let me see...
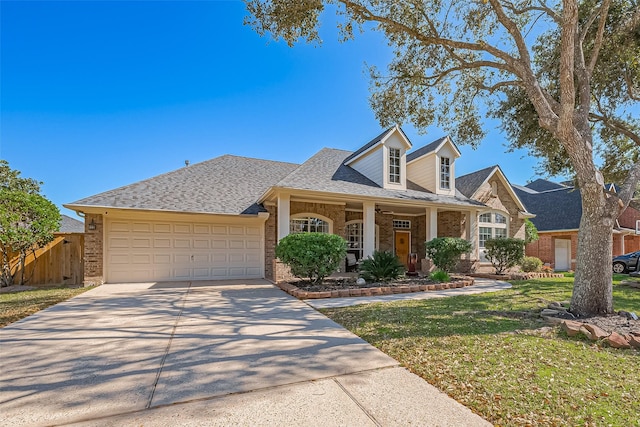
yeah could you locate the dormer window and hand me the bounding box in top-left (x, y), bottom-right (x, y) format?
top-left (440, 157), bottom-right (450, 189)
top-left (389, 148), bottom-right (401, 183)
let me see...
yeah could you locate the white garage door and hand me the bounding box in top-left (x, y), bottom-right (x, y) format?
top-left (106, 218), bottom-right (263, 283)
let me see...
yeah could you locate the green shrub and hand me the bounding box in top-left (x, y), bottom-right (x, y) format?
top-left (485, 238), bottom-right (525, 274)
top-left (275, 233), bottom-right (347, 285)
top-left (524, 219), bottom-right (539, 244)
top-left (425, 237), bottom-right (472, 273)
top-left (359, 251), bottom-right (405, 282)
top-left (429, 269), bottom-right (450, 283)
top-left (520, 256), bottom-right (543, 272)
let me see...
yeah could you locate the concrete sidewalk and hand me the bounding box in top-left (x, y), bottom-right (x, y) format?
top-left (0, 280), bottom-right (490, 426)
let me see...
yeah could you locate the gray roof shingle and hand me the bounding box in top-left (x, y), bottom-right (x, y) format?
top-left (525, 179), bottom-right (567, 192)
top-left (455, 166), bottom-right (497, 198)
top-left (59, 215), bottom-right (84, 233)
top-left (68, 155), bottom-right (299, 215)
top-left (406, 137), bottom-right (447, 162)
top-left (275, 148), bottom-right (484, 207)
top-left (514, 186), bottom-right (583, 231)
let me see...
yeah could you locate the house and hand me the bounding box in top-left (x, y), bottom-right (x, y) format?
top-left (65, 126), bottom-right (532, 285)
top-left (513, 179), bottom-right (640, 271)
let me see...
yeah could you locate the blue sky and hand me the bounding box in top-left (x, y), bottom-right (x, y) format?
top-left (2, 1), bottom-right (546, 218)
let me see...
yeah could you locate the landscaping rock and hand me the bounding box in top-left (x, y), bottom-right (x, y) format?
top-left (582, 323), bottom-right (610, 340)
top-left (561, 320), bottom-right (583, 336)
top-left (627, 334), bottom-right (640, 349)
top-left (548, 301), bottom-right (563, 309)
top-left (607, 332), bottom-right (631, 349)
top-left (618, 311), bottom-right (639, 321)
top-left (540, 309), bottom-right (564, 317)
top-left (356, 278), bottom-right (366, 286)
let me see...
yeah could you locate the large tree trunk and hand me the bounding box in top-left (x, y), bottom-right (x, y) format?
top-left (570, 186), bottom-right (615, 316)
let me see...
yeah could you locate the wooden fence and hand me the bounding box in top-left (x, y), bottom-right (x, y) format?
top-left (9, 234), bottom-right (84, 286)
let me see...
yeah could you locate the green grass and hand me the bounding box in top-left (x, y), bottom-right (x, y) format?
top-left (322, 275), bottom-right (640, 427)
top-left (0, 286), bottom-right (93, 327)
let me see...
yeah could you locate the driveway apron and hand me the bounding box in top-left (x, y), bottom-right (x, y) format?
top-left (0, 280), bottom-right (397, 426)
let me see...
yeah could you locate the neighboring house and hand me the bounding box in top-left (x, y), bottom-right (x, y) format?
top-left (65, 126), bottom-right (533, 285)
top-left (513, 179), bottom-right (640, 271)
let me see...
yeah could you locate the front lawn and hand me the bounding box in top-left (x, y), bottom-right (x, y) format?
top-left (0, 286), bottom-right (93, 327)
top-left (322, 275), bottom-right (639, 426)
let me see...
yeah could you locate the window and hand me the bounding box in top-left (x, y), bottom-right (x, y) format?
top-left (440, 157), bottom-right (450, 189)
top-left (392, 219), bottom-right (411, 229)
top-left (389, 148), bottom-right (400, 183)
top-left (478, 211), bottom-right (509, 261)
top-left (289, 216), bottom-right (329, 234)
top-left (345, 220), bottom-right (379, 259)
top-left (479, 227), bottom-right (492, 248)
top-left (479, 213), bottom-right (492, 223)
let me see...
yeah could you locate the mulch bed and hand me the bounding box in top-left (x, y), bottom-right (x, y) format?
top-left (277, 275), bottom-right (475, 299)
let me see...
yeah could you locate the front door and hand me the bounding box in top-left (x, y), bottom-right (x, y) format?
top-left (554, 239), bottom-right (571, 271)
top-left (394, 231), bottom-right (411, 267)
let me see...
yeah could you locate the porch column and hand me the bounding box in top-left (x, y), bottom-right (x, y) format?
top-left (363, 201), bottom-right (376, 259)
top-left (277, 193), bottom-right (290, 242)
top-left (425, 207), bottom-right (438, 241)
top-left (467, 210), bottom-right (478, 259)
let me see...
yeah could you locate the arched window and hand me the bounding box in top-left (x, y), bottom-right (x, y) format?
top-left (289, 214), bottom-right (332, 234)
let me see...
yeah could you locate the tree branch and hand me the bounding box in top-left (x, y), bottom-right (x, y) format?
top-left (589, 112), bottom-right (640, 147)
top-left (502, 0), bottom-right (561, 24)
top-left (586, 0), bottom-right (612, 75)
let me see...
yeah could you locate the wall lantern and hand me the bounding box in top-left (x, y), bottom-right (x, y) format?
top-left (88, 219), bottom-right (96, 231)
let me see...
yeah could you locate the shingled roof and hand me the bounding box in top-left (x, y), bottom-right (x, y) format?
top-left (273, 148), bottom-right (484, 207)
top-left (59, 215), bottom-right (84, 233)
top-left (455, 166), bottom-right (498, 198)
top-left (525, 178), bottom-right (567, 192)
top-left (67, 155), bottom-right (299, 215)
top-left (406, 137), bottom-right (447, 162)
top-left (513, 185), bottom-right (583, 231)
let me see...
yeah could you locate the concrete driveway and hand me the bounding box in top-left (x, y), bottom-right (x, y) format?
top-left (0, 280), bottom-right (490, 426)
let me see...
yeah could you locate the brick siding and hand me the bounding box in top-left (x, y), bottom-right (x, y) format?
top-left (83, 213), bottom-right (104, 286)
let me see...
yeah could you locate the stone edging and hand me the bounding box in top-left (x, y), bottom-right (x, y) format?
top-left (470, 272), bottom-right (564, 280)
top-left (275, 277), bottom-right (475, 300)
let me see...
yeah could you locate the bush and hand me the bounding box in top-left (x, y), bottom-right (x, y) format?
top-left (275, 233), bottom-right (347, 285)
top-left (429, 269), bottom-right (450, 282)
top-left (425, 237), bottom-right (472, 273)
top-left (359, 251), bottom-right (405, 282)
top-left (521, 256), bottom-right (543, 272)
top-left (485, 238), bottom-right (525, 274)
top-left (524, 219), bottom-right (539, 244)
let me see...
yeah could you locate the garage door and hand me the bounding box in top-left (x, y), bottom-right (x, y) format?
top-left (106, 218), bottom-right (263, 283)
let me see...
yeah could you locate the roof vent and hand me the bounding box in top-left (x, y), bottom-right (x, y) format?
top-left (185, 160), bottom-right (190, 167)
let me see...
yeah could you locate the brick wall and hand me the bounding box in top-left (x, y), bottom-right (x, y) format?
top-left (83, 213), bottom-right (104, 286)
top-left (525, 232), bottom-right (578, 270)
top-left (437, 211), bottom-right (464, 238)
top-left (618, 205), bottom-right (640, 230)
top-left (264, 204), bottom-right (277, 281)
top-left (625, 235), bottom-right (640, 252)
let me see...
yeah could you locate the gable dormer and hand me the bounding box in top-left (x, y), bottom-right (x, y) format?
top-left (344, 125), bottom-right (412, 190)
top-left (406, 136), bottom-right (461, 195)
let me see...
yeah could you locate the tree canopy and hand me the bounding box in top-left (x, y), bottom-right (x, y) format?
top-left (246, 0), bottom-right (640, 315)
top-left (0, 161), bottom-right (60, 286)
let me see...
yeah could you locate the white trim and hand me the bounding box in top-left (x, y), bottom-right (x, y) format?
top-left (344, 125), bottom-right (412, 166)
top-left (406, 136), bottom-right (462, 165)
top-left (467, 166), bottom-right (530, 213)
top-left (637, 219), bottom-right (640, 235)
top-left (345, 219), bottom-right (380, 258)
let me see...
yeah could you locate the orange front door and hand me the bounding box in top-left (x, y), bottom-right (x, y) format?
top-left (395, 231), bottom-right (411, 267)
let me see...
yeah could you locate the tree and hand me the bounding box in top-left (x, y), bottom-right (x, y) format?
top-left (0, 162), bottom-right (60, 287)
top-left (246, 0), bottom-right (640, 315)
